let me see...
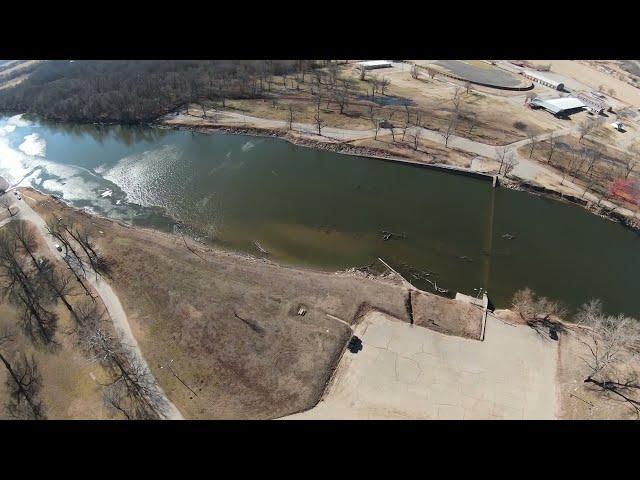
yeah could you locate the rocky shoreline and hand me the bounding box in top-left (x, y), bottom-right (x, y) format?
top-left (157, 122), bottom-right (415, 162)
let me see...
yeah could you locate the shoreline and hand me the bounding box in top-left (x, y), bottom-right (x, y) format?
top-left (10, 183), bottom-right (409, 290)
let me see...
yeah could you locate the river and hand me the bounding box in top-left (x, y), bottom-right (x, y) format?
top-left (0, 114), bottom-right (637, 316)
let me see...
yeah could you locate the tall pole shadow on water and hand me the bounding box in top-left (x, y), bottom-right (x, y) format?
top-left (482, 183), bottom-right (496, 296)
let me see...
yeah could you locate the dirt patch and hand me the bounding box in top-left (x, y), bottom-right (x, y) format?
top-left (411, 291), bottom-right (483, 340)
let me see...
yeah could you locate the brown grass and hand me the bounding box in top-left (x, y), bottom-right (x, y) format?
top-left (411, 291), bottom-right (483, 340)
top-left (196, 63), bottom-right (555, 147)
top-left (518, 133), bottom-right (639, 207)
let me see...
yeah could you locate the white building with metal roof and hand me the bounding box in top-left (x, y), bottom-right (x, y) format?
top-left (529, 97), bottom-right (586, 116)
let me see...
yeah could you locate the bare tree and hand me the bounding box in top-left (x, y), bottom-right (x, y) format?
top-left (464, 81), bottom-right (472, 95)
top-left (412, 129), bottom-right (421, 151)
top-left (77, 310), bottom-right (166, 419)
top-left (8, 220), bottom-right (39, 271)
top-left (0, 232), bottom-right (58, 345)
top-left (214, 76), bottom-right (227, 108)
top-left (546, 133), bottom-right (557, 165)
top-left (623, 156), bottom-right (637, 179)
top-left (451, 86), bottom-right (463, 112)
top-left (357, 64), bottom-right (367, 81)
top-left (512, 288), bottom-right (567, 339)
top-left (466, 112), bottom-right (479, 136)
top-left (443, 111), bottom-right (458, 147)
top-left (379, 77), bottom-right (390, 95)
top-left (333, 86), bottom-right (348, 115)
top-left (410, 64), bottom-right (419, 80)
top-left (287, 104), bottom-right (295, 131)
top-left (0, 195), bottom-right (14, 218)
top-left (495, 146), bottom-right (509, 174)
top-left (585, 149), bottom-right (601, 179)
top-left (503, 155), bottom-right (518, 178)
top-left (561, 150), bottom-right (578, 185)
top-left (0, 348), bottom-right (46, 420)
top-left (386, 111), bottom-right (396, 143)
top-left (527, 131), bottom-right (538, 158)
top-left (370, 115), bottom-right (380, 141)
top-left (370, 77), bottom-right (380, 100)
top-left (574, 299), bottom-right (640, 416)
top-left (313, 101), bottom-right (324, 136)
top-left (45, 217), bottom-right (85, 275)
top-left (578, 119), bottom-right (595, 143)
top-left (582, 175), bottom-right (597, 199)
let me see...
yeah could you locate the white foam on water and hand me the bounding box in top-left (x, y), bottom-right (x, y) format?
top-left (0, 127), bottom-right (112, 212)
top-left (102, 144), bottom-right (183, 210)
top-left (7, 114), bottom-right (33, 128)
top-left (241, 141), bottom-right (255, 152)
top-left (0, 124), bottom-right (16, 136)
top-left (18, 133), bottom-right (46, 157)
top-left (93, 164), bottom-right (107, 174)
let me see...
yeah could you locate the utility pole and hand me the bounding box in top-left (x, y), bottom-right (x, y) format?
top-left (160, 359), bottom-right (199, 398)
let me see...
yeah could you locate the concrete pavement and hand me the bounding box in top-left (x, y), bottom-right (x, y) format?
top-left (286, 311), bottom-right (558, 420)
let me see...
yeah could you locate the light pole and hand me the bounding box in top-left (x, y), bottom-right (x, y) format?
top-left (160, 359), bottom-right (199, 398)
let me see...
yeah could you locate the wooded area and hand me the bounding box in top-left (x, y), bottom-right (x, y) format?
top-left (0, 60), bottom-right (304, 123)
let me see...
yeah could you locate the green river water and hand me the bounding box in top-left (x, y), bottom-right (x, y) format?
top-left (0, 115), bottom-right (637, 316)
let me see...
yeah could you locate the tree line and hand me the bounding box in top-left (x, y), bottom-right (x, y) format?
top-left (0, 60), bottom-right (310, 124)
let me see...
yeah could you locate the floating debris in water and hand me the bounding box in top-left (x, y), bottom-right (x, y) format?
top-left (502, 233), bottom-right (516, 240)
top-left (380, 230), bottom-right (407, 241)
top-left (254, 241), bottom-right (269, 255)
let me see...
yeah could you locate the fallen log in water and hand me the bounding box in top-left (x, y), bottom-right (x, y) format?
top-left (380, 230), bottom-right (407, 241)
top-left (254, 241), bottom-right (269, 255)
